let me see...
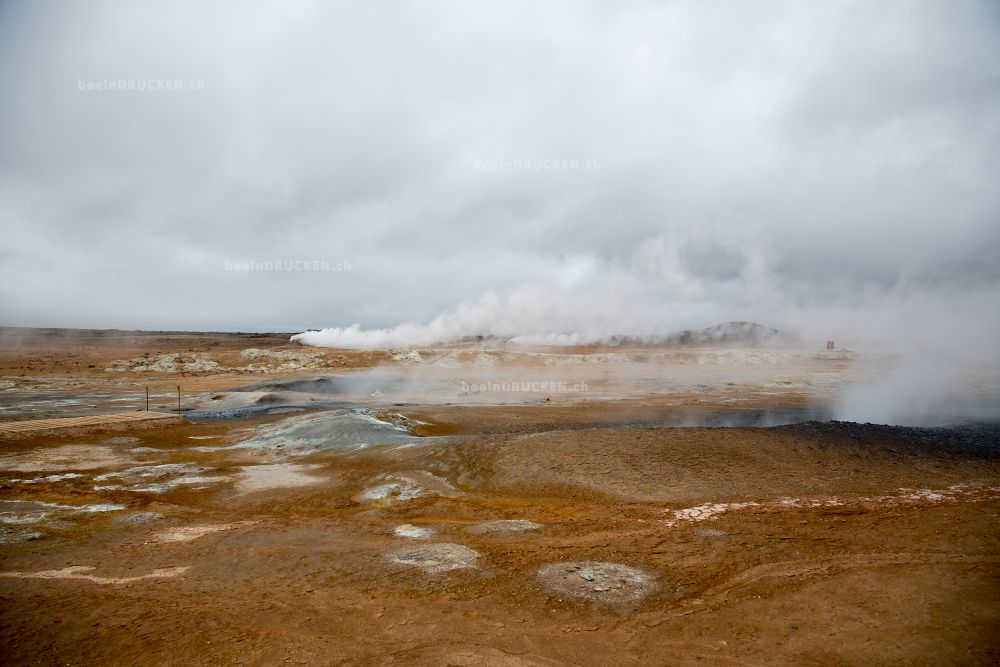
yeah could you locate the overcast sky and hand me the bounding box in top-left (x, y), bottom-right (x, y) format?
top-left (1, 0), bottom-right (998, 345)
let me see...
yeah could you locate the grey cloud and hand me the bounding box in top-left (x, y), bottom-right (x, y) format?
top-left (0, 0), bottom-right (997, 343)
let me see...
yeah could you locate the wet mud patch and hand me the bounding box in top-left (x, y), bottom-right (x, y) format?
top-left (466, 519), bottom-right (543, 534)
top-left (193, 409), bottom-right (427, 459)
top-left (357, 471), bottom-right (458, 505)
top-left (120, 511), bottom-right (165, 525)
top-left (233, 463), bottom-right (326, 495)
top-left (537, 561), bottom-right (658, 608)
top-left (394, 524), bottom-right (435, 539)
top-left (694, 527), bottom-right (728, 538)
top-left (7, 472), bottom-right (85, 485)
top-left (358, 479), bottom-right (424, 504)
top-left (386, 542), bottom-right (479, 572)
top-left (0, 499), bottom-right (126, 526)
top-left (101, 436), bottom-right (143, 447)
top-left (0, 526), bottom-right (44, 543)
top-left (92, 463), bottom-right (228, 493)
top-left (0, 445), bottom-right (132, 473)
top-left (153, 521), bottom-right (255, 543)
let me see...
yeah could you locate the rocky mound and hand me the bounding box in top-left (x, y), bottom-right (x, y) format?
top-left (537, 561), bottom-right (658, 607)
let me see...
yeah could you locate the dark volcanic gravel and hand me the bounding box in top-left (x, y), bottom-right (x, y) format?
top-left (780, 421), bottom-right (1000, 458)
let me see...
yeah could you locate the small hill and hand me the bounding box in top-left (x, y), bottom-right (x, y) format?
top-left (596, 322), bottom-right (796, 348)
top-left (663, 321), bottom-right (795, 346)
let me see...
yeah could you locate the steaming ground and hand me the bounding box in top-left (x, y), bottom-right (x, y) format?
top-left (1, 330), bottom-right (999, 665)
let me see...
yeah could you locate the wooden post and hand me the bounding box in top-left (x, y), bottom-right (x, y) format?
top-left (146, 386), bottom-right (149, 411)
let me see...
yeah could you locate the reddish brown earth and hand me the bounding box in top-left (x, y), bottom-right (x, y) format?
top-left (0, 331), bottom-right (997, 665)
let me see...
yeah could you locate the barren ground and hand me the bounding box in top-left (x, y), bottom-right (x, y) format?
top-left (0, 330), bottom-right (997, 666)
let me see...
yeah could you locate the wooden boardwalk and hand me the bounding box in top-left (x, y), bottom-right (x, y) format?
top-left (0, 411), bottom-right (182, 435)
